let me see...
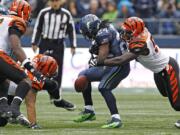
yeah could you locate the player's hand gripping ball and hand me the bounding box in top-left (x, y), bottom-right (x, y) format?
top-left (74, 76), bottom-right (88, 92)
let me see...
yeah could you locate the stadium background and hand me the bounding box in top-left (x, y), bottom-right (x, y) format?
top-left (0, 1), bottom-right (180, 134)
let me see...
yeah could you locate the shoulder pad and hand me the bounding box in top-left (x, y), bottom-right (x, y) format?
top-left (96, 28), bottom-right (111, 45)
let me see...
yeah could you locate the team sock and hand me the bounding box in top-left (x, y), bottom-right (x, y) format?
top-left (111, 114), bottom-right (121, 120)
top-left (84, 105), bottom-right (94, 112)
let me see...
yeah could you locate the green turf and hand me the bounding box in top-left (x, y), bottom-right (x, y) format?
top-left (0, 88), bottom-right (180, 135)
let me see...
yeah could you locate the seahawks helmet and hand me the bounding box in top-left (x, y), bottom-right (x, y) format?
top-left (79, 14), bottom-right (101, 40)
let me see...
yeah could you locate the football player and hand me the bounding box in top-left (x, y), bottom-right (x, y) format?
top-left (95, 17), bottom-right (180, 128)
top-left (73, 14), bottom-right (130, 128)
top-left (0, 0), bottom-right (44, 126)
top-left (0, 54), bottom-right (59, 128)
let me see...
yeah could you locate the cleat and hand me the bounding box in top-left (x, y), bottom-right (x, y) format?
top-left (54, 99), bottom-right (76, 111)
top-left (0, 117), bottom-right (8, 127)
top-left (73, 109), bottom-right (96, 123)
top-left (101, 117), bottom-right (122, 129)
top-left (9, 105), bottom-right (30, 127)
top-left (29, 123), bottom-right (42, 129)
top-left (0, 99), bottom-right (11, 119)
top-left (175, 120), bottom-right (180, 128)
top-left (16, 114), bottom-right (30, 127)
top-left (8, 114), bottom-right (30, 127)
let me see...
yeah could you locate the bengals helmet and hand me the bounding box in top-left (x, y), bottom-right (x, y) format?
top-left (9, 0), bottom-right (31, 23)
top-left (32, 54), bottom-right (58, 77)
top-left (121, 17), bottom-right (145, 41)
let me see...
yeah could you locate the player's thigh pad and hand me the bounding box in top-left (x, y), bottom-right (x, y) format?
top-left (78, 67), bottom-right (106, 82)
top-left (99, 64), bottom-right (130, 91)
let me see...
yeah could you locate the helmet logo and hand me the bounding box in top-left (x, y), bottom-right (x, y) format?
top-left (86, 22), bottom-right (90, 30)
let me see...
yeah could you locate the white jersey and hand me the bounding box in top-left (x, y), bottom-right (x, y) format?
top-left (129, 28), bottom-right (169, 73)
top-left (0, 15), bottom-right (26, 56)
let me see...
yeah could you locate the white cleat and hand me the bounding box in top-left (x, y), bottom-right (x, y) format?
top-left (175, 120), bottom-right (180, 128)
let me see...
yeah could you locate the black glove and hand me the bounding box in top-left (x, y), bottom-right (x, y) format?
top-left (22, 58), bottom-right (44, 81)
top-left (33, 70), bottom-right (44, 82)
top-left (89, 44), bottom-right (99, 55)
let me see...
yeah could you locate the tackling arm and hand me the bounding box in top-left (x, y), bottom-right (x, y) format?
top-left (9, 34), bottom-right (27, 62)
top-left (25, 90), bottom-right (37, 125)
top-left (99, 52), bottom-right (138, 66)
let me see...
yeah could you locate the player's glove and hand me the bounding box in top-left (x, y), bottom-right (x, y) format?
top-left (88, 54), bottom-right (105, 67)
top-left (22, 58), bottom-right (44, 81)
top-left (89, 44), bottom-right (99, 55)
top-left (88, 54), bottom-right (97, 68)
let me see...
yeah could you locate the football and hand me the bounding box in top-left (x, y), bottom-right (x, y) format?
top-left (74, 76), bottom-right (88, 92)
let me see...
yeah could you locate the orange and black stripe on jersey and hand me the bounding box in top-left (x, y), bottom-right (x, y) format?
top-left (0, 51), bottom-right (24, 72)
top-left (166, 64), bottom-right (179, 103)
top-left (8, 16), bottom-right (27, 35)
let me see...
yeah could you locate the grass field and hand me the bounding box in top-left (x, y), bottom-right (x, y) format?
top-left (0, 88), bottom-right (180, 135)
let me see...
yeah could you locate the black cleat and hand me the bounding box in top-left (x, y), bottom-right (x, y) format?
top-left (0, 117), bottom-right (8, 127)
top-left (0, 99), bottom-right (11, 119)
top-left (53, 99), bottom-right (76, 111)
top-left (8, 106), bottom-right (30, 127)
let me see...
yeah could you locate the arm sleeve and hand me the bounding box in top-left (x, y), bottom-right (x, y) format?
top-left (8, 27), bottom-right (23, 38)
top-left (66, 12), bottom-right (77, 48)
top-left (31, 10), bottom-right (44, 45)
top-left (129, 41), bottom-right (148, 55)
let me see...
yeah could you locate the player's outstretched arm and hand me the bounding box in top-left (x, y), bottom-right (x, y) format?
top-left (9, 34), bottom-right (27, 62)
top-left (100, 52), bottom-right (138, 66)
top-left (25, 90), bottom-right (37, 125)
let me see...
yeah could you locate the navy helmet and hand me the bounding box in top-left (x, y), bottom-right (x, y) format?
top-left (79, 14), bottom-right (101, 40)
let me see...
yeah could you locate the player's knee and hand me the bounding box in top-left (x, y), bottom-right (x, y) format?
top-left (172, 103), bottom-right (180, 111)
top-left (98, 86), bottom-right (109, 94)
top-left (98, 84), bottom-right (115, 93)
top-left (157, 88), bottom-right (168, 97)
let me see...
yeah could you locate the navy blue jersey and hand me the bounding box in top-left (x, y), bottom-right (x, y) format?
top-left (90, 24), bottom-right (127, 57)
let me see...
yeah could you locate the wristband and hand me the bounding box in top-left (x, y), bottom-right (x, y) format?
top-left (22, 58), bottom-right (30, 67)
top-left (22, 58), bottom-right (35, 72)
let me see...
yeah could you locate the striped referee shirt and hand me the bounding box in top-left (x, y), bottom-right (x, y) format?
top-left (32, 7), bottom-right (77, 48)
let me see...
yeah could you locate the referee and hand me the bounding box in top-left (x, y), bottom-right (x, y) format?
top-left (31, 0), bottom-right (76, 110)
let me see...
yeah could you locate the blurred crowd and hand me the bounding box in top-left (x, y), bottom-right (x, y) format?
top-left (1, 0), bottom-right (180, 35)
